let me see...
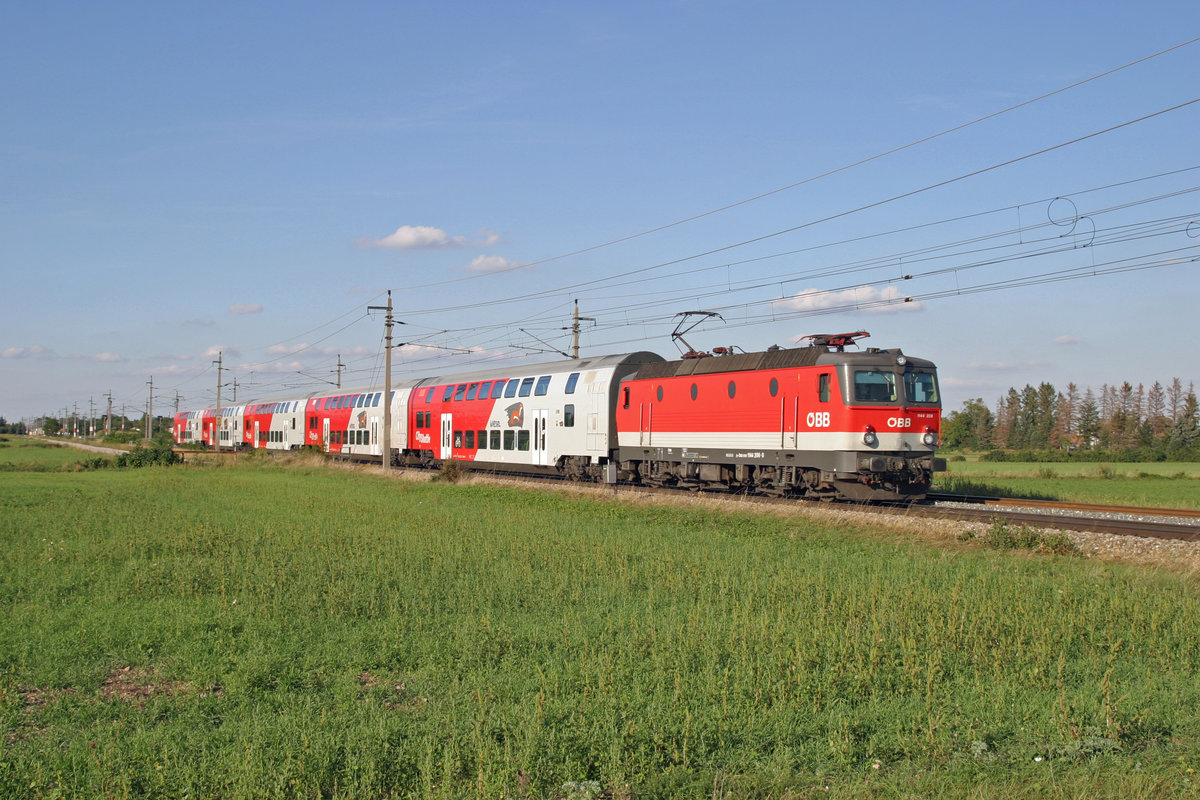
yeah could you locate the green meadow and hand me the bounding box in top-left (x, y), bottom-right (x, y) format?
top-left (936, 459), bottom-right (1200, 508)
top-left (3, 451), bottom-right (1200, 798)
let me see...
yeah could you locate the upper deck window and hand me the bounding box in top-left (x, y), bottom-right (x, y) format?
top-left (453, 384), bottom-right (467, 401)
top-left (466, 383), bottom-right (479, 401)
top-left (853, 370), bottom-right (897, 403)
top-left (904, 371), bottom-right (941, 404)
top-left (534, 376), bottom-right (551, 396)
top-left (504, 379), bottom-right (520, 398)
top-left (518, 377), bottom-right (535, 397)
top-left (565, 373), bottom-right (580, 394)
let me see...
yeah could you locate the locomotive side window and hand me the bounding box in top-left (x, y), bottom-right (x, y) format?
top-left (564, 404), bottom-right (575, 427)
top-left (854, 370), bottom-right (897, 402)
top-left (769, 378), bottom-right (779, 397)
top-left (691, 383), bottom-right (698, 400)
top-left (656, 386), bottom-right (663, 402)
top-left (904, 371), bottom-right (940, 404)
top-left (819, 374), bottom-right (831, 403)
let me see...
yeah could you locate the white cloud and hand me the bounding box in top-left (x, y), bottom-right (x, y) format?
top-left (93, 352), bottom-right (124, 362)
top-left (467, 254), bottom-right (521, 273)
top-left (360, 225), bottom-right (500, 250)
top-left (774, 285), bottom-right (922, 314)
top-left (229, 302), bottom-right (264, 315)
top-left (1, 345), bottom-right (53, 359)
top-left (203, 345), bottom-right (240, 358)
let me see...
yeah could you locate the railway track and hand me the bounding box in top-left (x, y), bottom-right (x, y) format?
top-left (917, 493), bottom-right (1200, 542)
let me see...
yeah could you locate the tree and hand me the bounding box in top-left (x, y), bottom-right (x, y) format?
top-left (1076, 389), bottom-right (1101, 448)
top-left (942, 398), bottom-right (995, 449)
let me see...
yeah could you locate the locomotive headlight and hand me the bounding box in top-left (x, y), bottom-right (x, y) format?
top-left (896, 356), bottom-right (907, 366)
top-left (923, 427), bottom-right (937, 447)
top-left (863, 426), bottom-right (878, 447)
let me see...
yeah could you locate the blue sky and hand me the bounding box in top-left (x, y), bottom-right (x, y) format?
top-left (2, 1), bottom-right (1198, 423)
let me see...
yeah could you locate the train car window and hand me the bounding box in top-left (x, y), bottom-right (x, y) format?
top-left (442, 386), bottom-right (454, 402)
top-left (728, 381), bottom-right (737, 399)
top-left (518, 377), bottom-right (535, 397)
top-left (490, 430), bottom-right (501, 449)
top-left (424, 388), bottom-right (433, 403)
top-left (854, 370), bottom-right (897, 402)
top-left (453, 430), bottom-right (463, 448)
top-left (623, 387), bottom-right (630, 409)
top-left (769, 378), bottom-right (779, 397)
top-left (356, 395), bottom-right (365, 408)
top-left (565, 373), bottom-right (579, 394)
top-left (656, 386), bottom-right (663, 402)
top-left (564, 404), bottom-right (575, 427)
top-left (691, 383), bottom-right (698, 400)
top-left (819, 374), bottom-right (831, 403)
top-left (464, 431), bottom-right (475, 448)
top-left (904, 371), bottom-right (940, 404)
top-left (491, 380), bottom-right (507, 399)
top-left (502, 379), bottom-right (517, 398)
top-left (477, 429), bottom-right (486, 446)
top-left (503, 430), bottom-right (515, 450)
top-left (454, 384), bottom-right (467, 401)
top-left (534, 376), bottom-right (551, 396)
top-left (517, 430), bottom-right (530, 451)
top-left (466, 383), bottom-right (479, 401)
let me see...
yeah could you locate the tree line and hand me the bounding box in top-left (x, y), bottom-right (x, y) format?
top-left (942, 378), bottom-right (1200, 460)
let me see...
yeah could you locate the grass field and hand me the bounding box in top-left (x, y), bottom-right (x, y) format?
top-left (0, 437), bottom-right (100, 471)
top-left (3, 455), bottom-right (1200, 799)
top-left (935, 460), bottom-right (1200, 508)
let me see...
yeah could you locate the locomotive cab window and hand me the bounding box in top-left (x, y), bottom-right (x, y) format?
top-left (853, 370), bottom-right (897, 403)
top-left (904, 370), bottom-right (941, 404)
top-left (819, 373), bottom-right (831, 403)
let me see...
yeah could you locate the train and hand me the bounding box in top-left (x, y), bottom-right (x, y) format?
top-left (173, 332), bottom-right (946, 501)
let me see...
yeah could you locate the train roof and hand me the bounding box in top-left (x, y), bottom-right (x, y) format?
top-left (419, 351), bottom-right (664, 387)
top-left (632, 345), bottom-right (935, 381)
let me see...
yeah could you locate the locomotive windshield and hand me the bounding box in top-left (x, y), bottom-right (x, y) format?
top-left (852, 370), bottom-right (898, 402)
top-left (904, 370), bottom-right (940, 404)
top-left (850, 368), bottom-right (940, 405)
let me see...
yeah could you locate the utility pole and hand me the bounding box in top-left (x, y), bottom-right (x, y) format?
top-left (336, 354), bottom-right (344, 389)
top-left (73, 402), bottom-right (78, 437)
top-left (144, 377), bottom-right (154, 442)
top-left (88, 397), bottom-right (95, 437)
top-left (368, 291), bottom-right (403, 473)
top-left (231, 378), bottom-right (239, 404)
top-left (104, 391), bottom-right (112, 436)
top-left (568, 299), bottom-right (596, 359)
top-left (213, 351), bottom-right (223, 452)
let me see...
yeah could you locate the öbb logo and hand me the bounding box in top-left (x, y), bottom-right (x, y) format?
top-left (887, 417), bottom-right (913, 428)
top-left (806, 412), bottom-right (831, 428)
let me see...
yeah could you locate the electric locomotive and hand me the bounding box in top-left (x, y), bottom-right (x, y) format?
top-left (613, 332), bottom-right (945, 500)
